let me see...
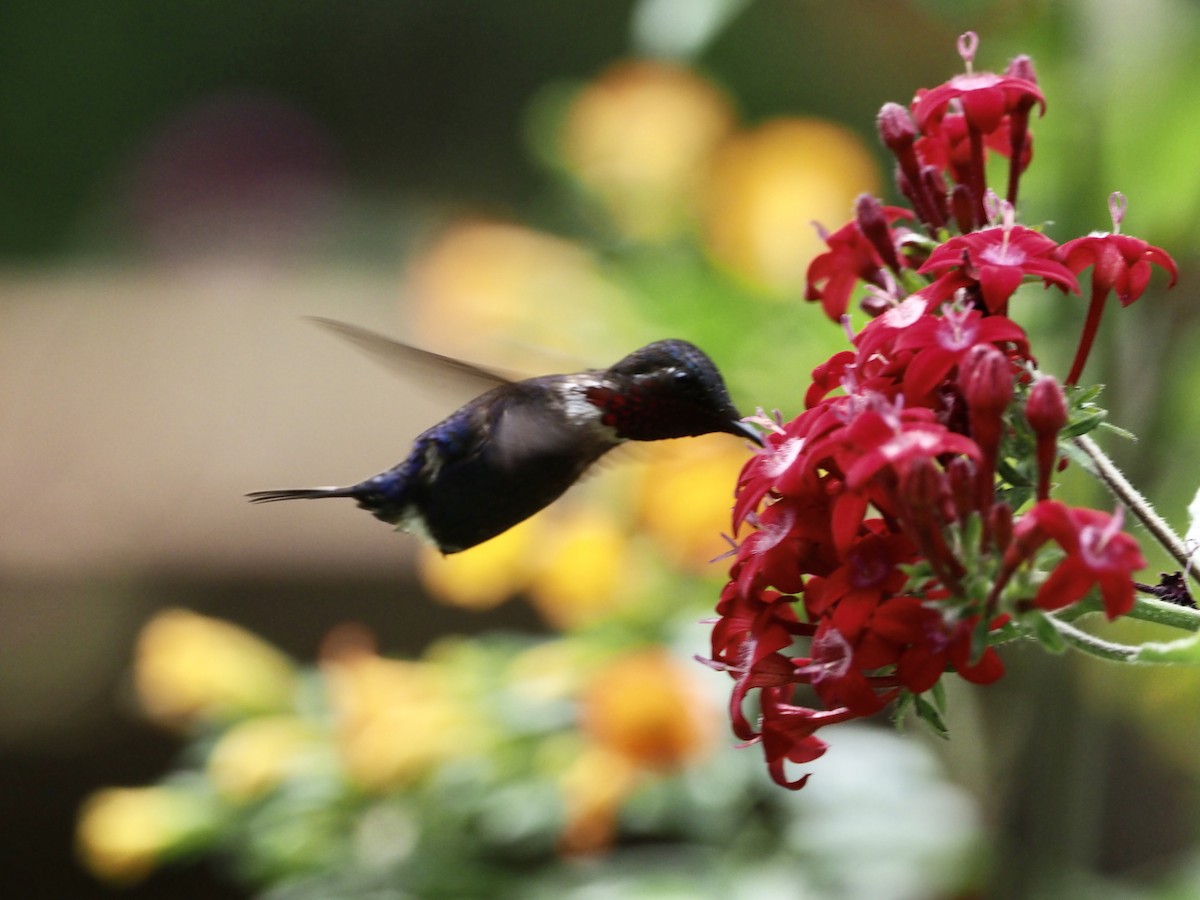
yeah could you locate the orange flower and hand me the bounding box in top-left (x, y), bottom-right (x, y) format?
top-left (580, 648), bottom-right (715, 771)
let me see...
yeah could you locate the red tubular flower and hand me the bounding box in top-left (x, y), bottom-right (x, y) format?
top-left (709, 34), bottom-right (1174, 794)
top-left (913, 65), bottom-right (1045, 138)
top-left (911, 32), bottom-right (1044, 227)
top-left (757, 689), bottom-right (855, 789)
top-left (1062, 232), bottom-right (1178, 306)
top-left (1059, 193), bottom-right (1179, 384)
top-left (914, 113), bottom-right (1032, 193)
top-left (878, 102), bottom-right (944, 230)
top-left (1001, 55), bottom-right (1040, 204)
top-left (1009, 501), bottom-right (1146, 619)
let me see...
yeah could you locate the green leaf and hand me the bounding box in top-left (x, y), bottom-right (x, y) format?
top-left (1061, 410), bottom-right (1107, 439)
top-left (1029, 611), bottom-right (1068, 654)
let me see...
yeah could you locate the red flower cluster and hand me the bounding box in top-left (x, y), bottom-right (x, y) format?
top-left (707, 34), bottom-right (1173, 789)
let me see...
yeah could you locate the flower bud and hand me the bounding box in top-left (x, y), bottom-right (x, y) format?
top-left (1026, 376), bottom-right (1068, 500)
top-left (960, 344), bottom-right (1014, 417)
top-left (946, 455), bottom-right (978, 521)
top-left (855, 193), bottom-right (902, 273)
top-left (877, 102), bottom-right (917, 154)
top-left (1026, 376), bottom-right (1068, 437)
top-left (1005, 54), bottom-right (1039, 87)
top-left (988, 501), bottom-right (1013, 554)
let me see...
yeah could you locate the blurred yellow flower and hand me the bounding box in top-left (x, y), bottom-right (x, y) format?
top-left (704, 117), bottom-right (881, 295)
top-left (206, 716), bottom-right (323, 803)
top-left (76, 786), bottom-right (210, 885)
top-left (404, 219), bottom-right (635, 367)
top-left (581, 648), bottom-right (716, 771)
top-left (134, 608), bottom-right (297, 728)
top-left (507, 638), bottom-right (589, 703)
top-left (416, 515), bottom-right (540, 610)
top-left (558, 744), bottom-right (638, 855)
top-left (635, 437), bottom-right (747, 570)
top-left (325, 649), bottom-right (484, 792)
top-left (418, 502), bottom-right (640, 630)
top-left (560, 59), bottom-right (736, 240)
top-left (526, 509), bottom-right (635, 631)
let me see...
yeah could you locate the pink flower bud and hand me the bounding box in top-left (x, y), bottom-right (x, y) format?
top-left (877, 102), bottom-right (917, 152)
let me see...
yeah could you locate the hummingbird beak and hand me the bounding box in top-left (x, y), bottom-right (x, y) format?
top-left (729, 418), bottom-right (765, 447)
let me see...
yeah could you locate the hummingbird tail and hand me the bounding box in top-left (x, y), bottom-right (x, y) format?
top-left (246, 486), bottom-right (360, 504)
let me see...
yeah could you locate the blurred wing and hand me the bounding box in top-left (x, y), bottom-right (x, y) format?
top-left (488, 398), bottom-right (575, 467)
top-left (306, 317), bottom-right (519, 391)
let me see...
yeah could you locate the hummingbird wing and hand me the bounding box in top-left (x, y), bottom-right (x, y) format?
top-left (306, 317), bottom-right (520, 391)
top-left (483, 380), bottom-right (613, 473)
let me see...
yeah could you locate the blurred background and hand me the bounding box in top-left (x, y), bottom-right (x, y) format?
top-left (5, 0), bottom-right (1200, 897)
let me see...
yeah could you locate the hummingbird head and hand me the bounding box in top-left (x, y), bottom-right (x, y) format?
top-left (588, 340), bottom-right (763, 445)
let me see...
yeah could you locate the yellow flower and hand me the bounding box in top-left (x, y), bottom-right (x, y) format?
top-left (403, 219), bottom-right (635, 367)
top-left (526, 509), bottom-right (635, 631)
top-left (206, 716), bottom-right (323, 803)
top-left (76, 786), bottom-right (211, 885)
top-left (559, 59), bottom-right (736, 239)
top-left (416, 515), bottom-right (540, 610)
top-left (134, 608), bottom-right (297, 728)
top-left (580, 648), bottom-right (715, 771)
top-left (507, 638), bottom-right (589, 703)
top-left (704, 117), bottom-right (881, 295)
top-left (558, 744), bottom-right (639, 855)
top-left (634, 438), bottom-right (749, 571)
top-left (324, 650), bottom-right (483, 792)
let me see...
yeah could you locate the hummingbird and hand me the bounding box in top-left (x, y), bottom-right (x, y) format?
top-left (247, 319), bottom-right (762, 553)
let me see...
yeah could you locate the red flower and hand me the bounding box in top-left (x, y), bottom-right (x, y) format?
top-left (881, 298), bottom-right (1030, 404)
top-left (707, 35), bottom-right (1174, 795)
top-left (757, 689), bottom-right (853, 789)
top-left (1010, 501), bottom-right (1146, 619)
top-left (920, 215), bottom-right (1078, 313)
top-left (915, 112), bottom-right (1032, 185)
top-left (1059, 193), bottom-right (1179, 384)
top-left (1060, 232), bottom-right (1178, 308)
top-left (804, 206), bottom-right (914, 322)
top-left (871, 597), bottom-right (1005, 693)
top-left (911, 32), bottom-right (1044, 136)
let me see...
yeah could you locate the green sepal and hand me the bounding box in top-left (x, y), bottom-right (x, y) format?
top-left (912, 690), bottom-right (951, 740)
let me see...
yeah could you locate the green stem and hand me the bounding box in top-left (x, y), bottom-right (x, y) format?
top-left (1072, 434), bottom-right (1195, 579)
top-left (1047, 615), bottom-right (1139, 662)
top-left (1125, 595), bottom-right (1200, 632)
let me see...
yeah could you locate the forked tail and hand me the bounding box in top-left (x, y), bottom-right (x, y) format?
top-left (246, 486), bottom-right (359, 504)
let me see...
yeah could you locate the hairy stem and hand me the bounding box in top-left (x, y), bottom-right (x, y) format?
top-left (1048, 615), bottom-right (1139, 662)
